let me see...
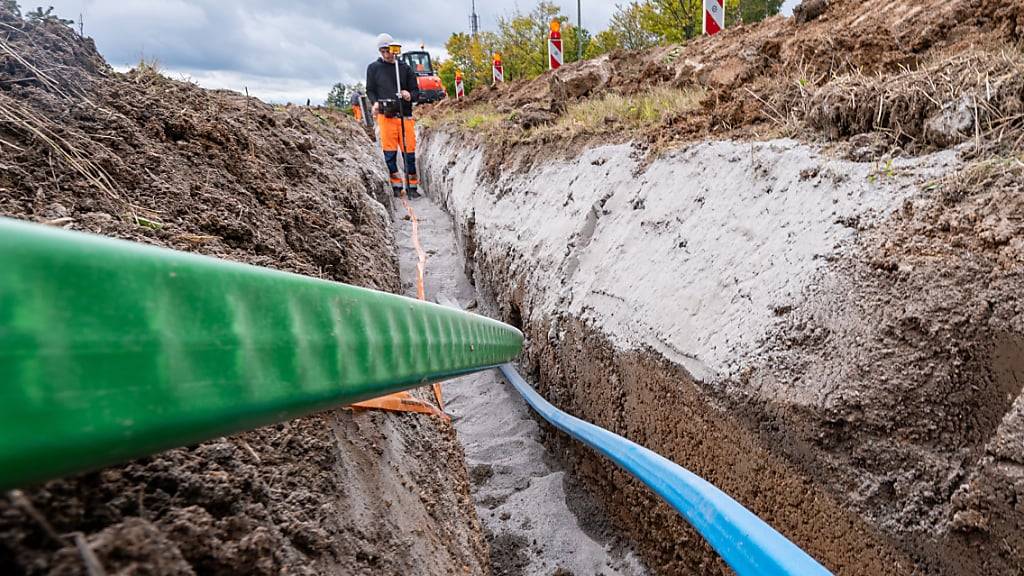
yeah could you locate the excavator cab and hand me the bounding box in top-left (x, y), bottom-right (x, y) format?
top-left (401, 50), bottom-right (446, 104)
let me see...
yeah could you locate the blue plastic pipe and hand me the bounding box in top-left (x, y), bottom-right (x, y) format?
top-left (497, 363), bottom-right (833, 576)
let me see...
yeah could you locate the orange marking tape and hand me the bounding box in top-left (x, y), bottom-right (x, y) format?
top-left (350, 191), bottom-right (446, 417)
top-left (349, 392), bottom-right (447, 419)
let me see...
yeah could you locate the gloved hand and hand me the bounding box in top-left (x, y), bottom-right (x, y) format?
top-left (371, 102), bottom-right (379, 115)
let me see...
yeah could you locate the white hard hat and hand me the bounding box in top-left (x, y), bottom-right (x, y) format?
top-left (376, 33), bottom-right (395, 50)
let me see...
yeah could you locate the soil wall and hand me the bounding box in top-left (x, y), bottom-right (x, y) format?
top-left (420, 128), bottom-right (1024, 575)
top-left (0, 12), bottom-right (487, 576)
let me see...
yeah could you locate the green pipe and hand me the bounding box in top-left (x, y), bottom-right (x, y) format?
top-left (0, 217), bottom-right (523, 490)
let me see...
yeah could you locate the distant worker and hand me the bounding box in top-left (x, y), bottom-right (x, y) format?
top-left (350, 89), bottom-right (363, 122)
top-left (366, 33), bottom-right (420, 198)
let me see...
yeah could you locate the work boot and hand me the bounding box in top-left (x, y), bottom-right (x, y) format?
top-left (389, 172), bottom-right (403, 197)
top-left (408, 187), bottom-right (421, 199)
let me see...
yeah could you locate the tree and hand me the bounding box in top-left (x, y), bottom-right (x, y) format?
top-left (325, 82), bottom-right (365, 111)
top-left (606, 2), bottom-right (658, 52)
top-left (492, 1), bottom-right (595, 81)
top-left (734, 0), bottom-right (784, 24)
top-left (586, 29), bottom-right (621, 57)
top-left (561, 22), bottom-right (591, 64)
top-left (635, 0), bottom-right (780, 43)
top-left (637, 0), bottom-right (703, 44)
top-left (436, 31), bottom-right (498, 97)
top-left (495, 2), bottom-right (559, 81)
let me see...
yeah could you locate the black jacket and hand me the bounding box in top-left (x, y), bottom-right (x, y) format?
top-left (366, 58), bottom-right (419, 118)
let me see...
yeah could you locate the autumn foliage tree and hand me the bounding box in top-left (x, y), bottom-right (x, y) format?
top-left (435, 31), bottom-right (499, 97)
top-left (433, 0), bottom-right (784, 96)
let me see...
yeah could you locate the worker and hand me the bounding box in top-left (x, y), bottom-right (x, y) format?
top-left (366, 33), bottom-right (420, 198)
top-left (349, 89), bottom-right (363, 122)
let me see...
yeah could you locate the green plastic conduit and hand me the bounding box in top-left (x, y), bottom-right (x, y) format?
top-left (0, 217), bottom-right (523, 491)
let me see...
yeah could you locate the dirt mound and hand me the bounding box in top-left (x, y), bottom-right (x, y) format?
top-left (427, 0), bottom-right (1024, 169)
top-left (0, 18), bottom-right (393, 288)
top-left (0, 10), bottom-right (486, 576)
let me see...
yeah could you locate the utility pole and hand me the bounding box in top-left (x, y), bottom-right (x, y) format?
top-left (577, 0), bottom-right (582, 61)
top-left (470, 0), bottom-right (480, 36)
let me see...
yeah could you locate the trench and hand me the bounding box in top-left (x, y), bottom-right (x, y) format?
top-left (413, 129), bottom-right (1024, 576)
top-left (413, 133), bottom-right (919, 575)
top-left (391, 194), bottom-right (647, 575)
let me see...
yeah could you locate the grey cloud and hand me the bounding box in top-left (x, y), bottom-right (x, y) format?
top-left (39, 1), bottom-right (789, 104)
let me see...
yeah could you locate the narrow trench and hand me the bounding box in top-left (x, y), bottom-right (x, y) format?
top-left (392, 195), bottom-right (647, 576)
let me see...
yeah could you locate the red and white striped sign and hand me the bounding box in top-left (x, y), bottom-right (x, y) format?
top-left (548, 20), bottom-right (562, 70)
top-left (455, 69), bottom-right (464, 100)
top-left (703, 0), bottom-right (725, 36)
top-left (492, 53), bottom-right (503, 84)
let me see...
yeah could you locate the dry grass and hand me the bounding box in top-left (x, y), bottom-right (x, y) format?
top-left (0, 35), bottom-right (95, 106)
top-left (133, 56), bottom-right (162, 75)
top-left (550, 86), bottom-right (704, 135)
top-left (425, 103), bottom-right (504, 133)
top-left (795, 45), bottom-right (1024, 153)
top-left (0, 93), bottom-right (120, 202)
top-left (940, 152), bottom-right (1024, 204)
top-left (428, 86), bottom-right (704, 141)
top-left (0, 29), bottom-right (138, 217)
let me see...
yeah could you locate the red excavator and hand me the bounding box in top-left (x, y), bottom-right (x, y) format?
top-left (401, 49), bottom-right (446, 104)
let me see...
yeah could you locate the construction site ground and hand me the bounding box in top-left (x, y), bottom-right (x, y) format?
top-left (419, 0), bottom-right (1024, 574)
top-left (0, 9), bottom-right (486, 575)
top-left (2, 0), bottom-right (1024, 575)
top-left (395, 193), bottom-right (647, 575)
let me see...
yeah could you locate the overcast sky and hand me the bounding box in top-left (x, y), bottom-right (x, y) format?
top-left (41, 0), bottom-right (801, 104)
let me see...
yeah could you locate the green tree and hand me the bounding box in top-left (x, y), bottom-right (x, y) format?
top-left (562, 22), bottom-right (591, 64)
top-left (637, 0), bottom-right (703, 43)
top-left (492, 1), bottom-right (594, 81)
top-left (611, 2), bottom-right (658, 50)
top-left (635, 0), bottom-right (778, 42)
top-left (734, 0), bottom-right (784, 24)
top-left (325, 82), bottom-right (365, 111)
top-left (436, 31), bottom-right (499, 97)
top-left (587, 1), bottom-right (658, 56)
top-left (495, 2), bottom-right (558, 81)
top-left (586, 29), bottom-right (620, 57)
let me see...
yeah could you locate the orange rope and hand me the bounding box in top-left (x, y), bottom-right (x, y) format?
top-left (400, 194), bottom-right (446, 411)
top-left (350, 190), bottom-right (446, 418)
top-left (401, 194), bottom-right (428, 301)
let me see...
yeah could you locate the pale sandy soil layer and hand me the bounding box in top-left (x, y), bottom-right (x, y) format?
top-left (420, 129), bottom-right (1023, 575)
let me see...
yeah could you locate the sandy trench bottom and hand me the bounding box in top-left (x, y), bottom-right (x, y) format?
top-left (392, 193), bottom-right (648, 576)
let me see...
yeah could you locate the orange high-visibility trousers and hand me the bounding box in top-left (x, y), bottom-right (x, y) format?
top-left (352, 104), bottom-right (363, 121)
top-left (377, 115), bottom-right (416, 153)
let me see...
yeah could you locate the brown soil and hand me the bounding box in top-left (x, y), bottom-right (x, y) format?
top-left (418, 1), bottom-right (1024, 574)
top-left (463, 230), bottom-right (914, 576)
top-left (0, 9), bottom-right (486, 576)
top-left (428, 138), bottom-right (1024, 574)
top-left (426, 0), bottom-right (1024, 179)
top-left (732, 158), bottom-right (1024, 574)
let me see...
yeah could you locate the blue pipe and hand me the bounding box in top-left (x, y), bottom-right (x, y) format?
top-left (497, 363), bottom-right (833, 576)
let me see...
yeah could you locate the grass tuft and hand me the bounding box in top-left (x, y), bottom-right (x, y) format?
top-left (556, 86), bottom-right (703, 134)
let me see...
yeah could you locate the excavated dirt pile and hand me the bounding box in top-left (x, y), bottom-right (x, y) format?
top-left (430, 0), bottom-right (1024, 175)
top-left (421, 0), bottom-right (1024, 575)
top-left (0, 9), bottom-right (486, 576)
